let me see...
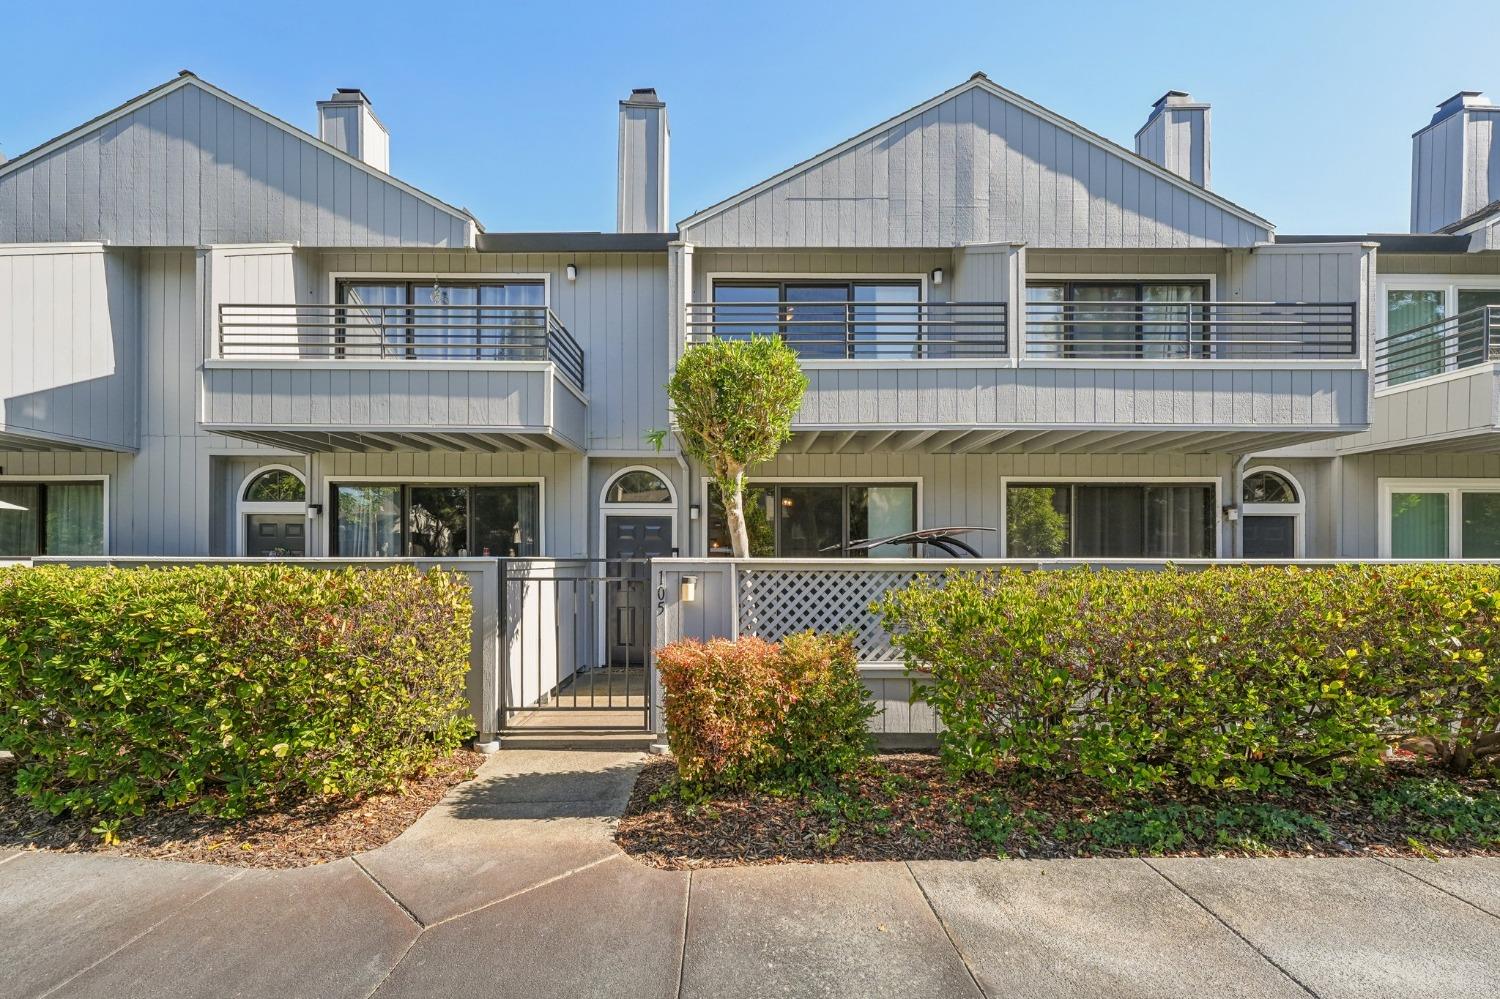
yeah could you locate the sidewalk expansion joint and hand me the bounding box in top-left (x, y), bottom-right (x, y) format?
top-left (352, 855), bottom-right (426, 929)
top-left (424, 852), bottom-right (621, 930)
top-left (1375, 857), bottom-right (1500, 923)
top-left (1141, 858), bottom-right (1321, 999)
top-left (673, 868), bottom-right (692, 999)
top-left (903, 861), bottom-right (989, 999)
top-left (36, 869), bottom-right (246, 999)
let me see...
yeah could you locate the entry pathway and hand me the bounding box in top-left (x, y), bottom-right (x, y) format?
top-left (2, 739), bottom-right (1499, 999)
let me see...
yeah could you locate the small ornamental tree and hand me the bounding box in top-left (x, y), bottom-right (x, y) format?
top-left (650, 337), bottom-right (806, 557)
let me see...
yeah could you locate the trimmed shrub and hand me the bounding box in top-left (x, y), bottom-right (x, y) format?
top-left (0, 563), bottom-right (473, 819)
top-left (878, 564), bottom-right (1499, 791)
top-left (656, 632), bottom-right (875, 788)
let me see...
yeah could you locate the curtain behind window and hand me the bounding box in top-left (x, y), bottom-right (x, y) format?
top-left (44, 483), bottom-right (104, 555)
top-left (0, 485), bottom-right (39, 557)
top-left (1390, 492), bottom-right (1448, 557)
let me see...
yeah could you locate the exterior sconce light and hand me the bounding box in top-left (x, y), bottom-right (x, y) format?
top-left (680, 575), bottom-right (698, 602)
top-left (930, 268), bottom-right (944, 286)
top-left (689, 503), bottom-right (701, 520)
top-left (306, 503), bottom-right (324, 519)
top-left (566, 263), bottom-right (578, 282)
top-left (1224, 506), bottom-right (1240, 522)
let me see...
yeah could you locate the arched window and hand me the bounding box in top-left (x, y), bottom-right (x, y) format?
top-left (1243, 470), bottom-right (1298, 505)
top-left (603, 469), bottom-right (672, 504)
top-left (243, 468), bottom-right (306, 503)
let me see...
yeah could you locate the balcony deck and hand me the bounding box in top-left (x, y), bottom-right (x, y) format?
top-left (200, 304), bottom-right (587, 453)
top-left (686, 298), bottom-right (1366, 452)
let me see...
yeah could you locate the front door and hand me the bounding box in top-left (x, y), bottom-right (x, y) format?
top-left (604, 515), bottom-right (673, 665)
top-left (1243, 515), bottom-right (1296, 558)
top-left (246, 515), bottom-right (306, 557)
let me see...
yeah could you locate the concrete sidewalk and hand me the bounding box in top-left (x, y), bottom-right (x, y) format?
top-left (2, 739), bottom-right (1498, 999)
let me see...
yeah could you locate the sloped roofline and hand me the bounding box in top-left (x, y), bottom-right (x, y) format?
top-left (0, 71), bottom-right (481, 235)
top-left (678, 73), bottom-right (1274, 233)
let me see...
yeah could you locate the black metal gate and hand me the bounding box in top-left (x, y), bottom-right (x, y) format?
top-left (498, 557), bottom-right (652, 730)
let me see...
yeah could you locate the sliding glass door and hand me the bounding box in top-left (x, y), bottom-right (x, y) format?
top-left (712, 280), bottom-right (923, 359)
top-left (706, 482), bottom-right (918, 556)
top-left (332, 483), bottom-right (539, 557)
top-left (1025, 280), bottom-right (1209, 358)
top-left (0, 481), bottom-right (105, 557)
top-left (1006, 482), bottom-right (1216, 558)
top-left (336, 280), bottom-right (545, 360)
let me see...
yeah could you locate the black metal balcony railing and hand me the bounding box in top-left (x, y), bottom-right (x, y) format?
top-left (685, 301), bottom-right (1008, 359)
top-left (1375, 304), bottom-right (1500, 387)
top-left (1023, 301), bottom-right (1358, 360)
top-left (217, 303), bottom-right (585, 390)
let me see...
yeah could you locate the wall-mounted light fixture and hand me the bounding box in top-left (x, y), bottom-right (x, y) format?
top-left (689, 503), bottom-right (701, 520)
top-left (930, 267), bottom-right (944, 287)
top-left (1223, 506), bottom-right (1240, 522)
top-left (307, 503), bottom-right (324, 519)
top-left (680, 574), bottom-right (699, 602)
top-left (565, 263), bottom-right (578, 282)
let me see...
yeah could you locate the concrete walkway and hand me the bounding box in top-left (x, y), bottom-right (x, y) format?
top-left (3, 734), bottom-right (1499, 999)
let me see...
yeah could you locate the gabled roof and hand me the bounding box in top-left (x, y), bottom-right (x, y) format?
top-left (0, 71), bottom-right (479, 232)
top-left (1438, 199), bottom-right (1500, 235)
top-left (678, 72), bottom-right (1273, 235)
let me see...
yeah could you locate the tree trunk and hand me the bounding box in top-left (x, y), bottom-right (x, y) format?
top-left (724, 469), bottom-right (751, 558)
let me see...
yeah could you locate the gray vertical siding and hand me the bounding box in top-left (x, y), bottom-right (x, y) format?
top-left (0, 244), bottom-right (139, 450)
top-left (0, 78), bottom-right (472, 247)
top-left (1336, 451), bottom-right (1500, 556)
top-left (1340, 370), bottom-right (1499, 452)
top-left (679, 81), bottom-right (1270, 249)
top-left (311, 250), bottom-right (668, 452)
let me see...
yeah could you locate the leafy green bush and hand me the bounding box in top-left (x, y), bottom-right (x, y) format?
top-left (0, 564), bottom-right (473, 819)
top-left (656, 632), bottom-right (874, 789)
top-left (878, 564), bottom-right (1499, 791)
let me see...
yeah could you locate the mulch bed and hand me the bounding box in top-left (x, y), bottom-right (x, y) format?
top-left (0, 749), bottom-right (484, 869)
top-left (616, 752), bottom-right (1500, 869)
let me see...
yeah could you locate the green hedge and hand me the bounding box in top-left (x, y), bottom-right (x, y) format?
top-left (879, 565), bottom-right (1499, 791)
top-left (656, 632), bottom-right (875, 789)
top-left (0, 564), bottom-right (473, 819)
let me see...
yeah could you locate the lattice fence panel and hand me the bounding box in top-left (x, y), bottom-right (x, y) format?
top-left (737, 568), bottom-right (927, 662)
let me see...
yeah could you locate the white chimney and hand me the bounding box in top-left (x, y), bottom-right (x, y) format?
top-left (317, 88), bottom-right (389, 173)
top-left (617, 88), bottom-right (669, 233)
top-left (1411, 91), bottom-right (1500, 232)
top-left (1135, 91), bottom-right (1211, 189)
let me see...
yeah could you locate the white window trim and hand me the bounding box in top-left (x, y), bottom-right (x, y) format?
top-left (236, 464), bottom-right (308, 556)
top-left (695, 475), bottom-right (923, 557)
top-left (1000, 475), bottom-right (1224, 558)
top-left (0, 474), bottom-right (110, 556)
top-left (1240, 465), bottom-right (1306, 558)
top-left (1377, 477), bottom-right (1500, 558)
top-left (319, 476), bottom-right (546, 557)
top-left (1376, 276), bottom-right (1500, 395)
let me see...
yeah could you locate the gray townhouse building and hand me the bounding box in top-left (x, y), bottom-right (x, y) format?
top-left (4, 69), bottom-right (1500, 598)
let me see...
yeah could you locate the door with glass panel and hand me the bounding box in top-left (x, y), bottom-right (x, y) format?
top-left (1384, 289), bottom-right (1447, 384)
top-left (1005, 482), bottom-right (1215, 558)
top-left (712, 280), bottom-right (923, 359)
top-left (0, 482), bottom-right (106, 557)
top-left (337, 281), bottom-right (544, 360)
top-left (1026, 281), bottom-right (1207, 359)
top-left (1456, 289), bottom-right (1500, 369)
top-left (331, 483), bottom-right (539, 557)
top-left (707, 483), bottom-right (917, 556)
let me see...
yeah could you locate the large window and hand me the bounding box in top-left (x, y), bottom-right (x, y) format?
top-left (0, 481), bottom-right (105, 557)
top-left (1382, 480), bottom-right (1500, 558)
top-left (706, 482), bottom-right (917, 557)
top-left (1005, 482), bottom-right (1216, 558)
top-left (337, 279), bottom-right (545, 360)
top-left (1026, 280), bottom-right (1210, 359)
top-left (331, 482), bottom-right (539, 557)
top-left (711, 280), bottom-right (921, 359)
top-left (1383, 282), bottom-right (1500, 385)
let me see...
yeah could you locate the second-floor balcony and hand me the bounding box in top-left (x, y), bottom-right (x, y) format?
top-left (201, 302), bottom-right (587, 453)
top-left (683, 296), bottom-right (1365, 451)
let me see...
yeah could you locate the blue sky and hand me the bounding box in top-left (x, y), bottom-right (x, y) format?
top-left (4, 0), bottom-right (1498, 234)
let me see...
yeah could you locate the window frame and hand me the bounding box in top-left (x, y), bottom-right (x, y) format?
top-left (329, 272), bottom-right (551, 363)
top-left (1376, 275), bottom-right (1500, 392)
top-left (1000, 476), bottom-right (1223, 558)
top-left (0, 474), bottom-right (109, 557)
top-left (698, 476), bottom-right (922, 558)
top-left (706, 272), bottom-right (928, 360)
top-left (325, 477), bottom-right (544, 557)
top-left (1378, 477), bottom-right (1500, 558)
top-left (1024, 278), bottom-right (1214, 359)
